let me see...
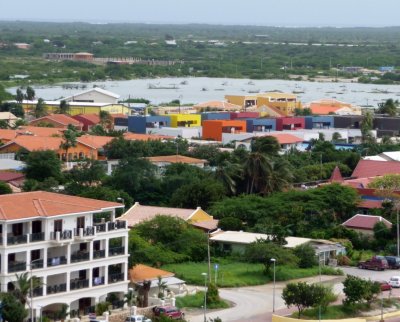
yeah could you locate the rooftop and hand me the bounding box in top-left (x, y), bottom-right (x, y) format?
top-left (194, 101), bottom-right (241, 111)
top-left (352, 159), bottom-right (400, 178)
top-left (123, 132), bottom-right (173, 141)
top-left (146, 155), bottom-right (207, 165)
top-left (0, 191), bottom-right (122, 221)
top-left (343, 214), bottom-right (392, 230)
top-left (129, 264), bottom-right (174, 283)
top-left (30, 114), bottom-right (82, 127)
top-left (64, 87), bottom-right (120, 100)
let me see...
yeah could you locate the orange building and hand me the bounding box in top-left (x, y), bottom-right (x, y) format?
top-left (202, 120), bottom-right (247, 141)
top-left (29, 114), bottom-right (83, 130)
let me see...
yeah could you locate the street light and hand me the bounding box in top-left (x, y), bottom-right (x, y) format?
top-left (318, 253), bottom-right (324, 322)
top-left (128, 287), bottom-right (133, 316)
top-left (201, 273), bottom-right (207, 322)
top-left (117, 197), bottom-right (125, 213)
top-left (270, 258), bottom-right (276, 313)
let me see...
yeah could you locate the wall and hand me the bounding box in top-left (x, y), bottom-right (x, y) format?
top-left (67, 91), bottom-right (117, 104)
top-left (246, 118), bottom-right (277, 132)
top-left (201, 112), bottom-right (230, 122)
top-left (128, 116), bottom-right (170, 134)
top-left (168, 114), bottom-right (201, 127)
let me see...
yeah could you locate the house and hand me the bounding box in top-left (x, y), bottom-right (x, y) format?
top-left (64, 88), bottom-right (119, 104)
top-left (304, 116), bottom-right (334, 129)
top-left (0, 171), bottom-right (25, 192)
top-left (229, 112), bottom-right (260, 119)
top-left (129, 264), bottom-right (185, 298)
top-left (123, 132), bottom-right (173, 142)
top-left (246, 118), bottom-right (276, 132)
top-left (202, 120), bottom-right (247, 141)
top-left (194, 101), bottom-right (242, 112)
top-left (201, 112), bottom-right (231, 122)
top-left (72, 114), bottom-right (101, 131)
top-left (210, 231), bottom-right (345, 263)
top-left (29, 114), bottom-right (83, 131)
top-left (0, 112), bottom-right (18, 127)
top-left (275, 117), bottom-right (305, 131)
top-left (146, 127), bottom-right (201, 139)
top-left (342, 214), bottom-right (392, 236)
top-left (167, 114), bottom-right (201, 128)
top-left (351, 159), bottom-right (400, 179)
top-left (128, 116), bottom-right (171, 134)
top-left (119, 202), bottom-right (217, 230)
top-left (307, 99), bottom-right (361, 115)
top-left (235, 133), bottom-right (303, 153)
top-left (0, 191), bottom-right (128, 319)
top-left (145, 155), bottom-right (208, 172)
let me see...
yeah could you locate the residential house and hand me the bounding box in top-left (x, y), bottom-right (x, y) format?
top-left (235, 133), bottom-right (303, 153)
top-left (307, 99), bottom-right (362, 115)
top-left (0, 191), bottom-right (128, 318)
top-left (128, 116), bottom-right (171, 134)
top-left (342, 214), bottom-right (392, 236)
top-left (202, 120), bottom-right (247, 141)
top-left (0, 112), bottom-right (18, 127)
top-left (194, 101), bottom-right (242, 112)
top-left (119, 202), bottom-right (218, 230)
top-left (201, 112), bottom-right (231, 122)
top-left (167, 114), bottom-right (201, 128)
top-left (29, 114), bottom-right (83, 131)
top-left (0, 171), bottom-right (25, 192)
top-left (145, 155), bottom-right (208, 174)
top-left (72, 114), bottom-right (101, 131)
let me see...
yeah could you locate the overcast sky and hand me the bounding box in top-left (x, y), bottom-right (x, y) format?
top-left (0, 0), bottom-right (399, 27)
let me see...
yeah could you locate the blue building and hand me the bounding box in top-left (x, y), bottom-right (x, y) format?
top-left (246, 118), bottom-right (276, 133)
top-left (128, 116), bottom-right (171, 133)
top-left (305, 116), bottom-right (334, 129)
top-left (201, 112), bottom-right (231, 123)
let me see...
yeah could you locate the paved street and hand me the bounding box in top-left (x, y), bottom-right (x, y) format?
top-left (185, 267), bottom-right (400, 322)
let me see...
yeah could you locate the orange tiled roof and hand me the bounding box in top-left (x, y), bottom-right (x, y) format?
top-left (352, 160), bottom-right (400, 178)
top-left (146, 155), bottom-right (207, 165)
top-left (30, 114), bottom-right (83, 127)
top-left (77, 135), bottom-right (114, 149)
top-left (110, 113), bottom-right (128, 119)
top-left (120, 202), bottom-right (196, 227)
top-left (329, 166), bottom-right (344, 183)
top-left (73, 114), bottom-right (101, 124)
top-left (129, 264), bottom-right (174, 283)
top-left (310, 105), bottom-right (342, 115)
top-left (17, 126), bottom-right (64, 137)
top-left (0, 191), bottom-right (122, 220)
top-left (1, 136), bottom-right (63, 151)
top-left (263, 133), bottom-right (303, 145)
top-left (191, 219), bottom-right (219, 231)
top-left (0, 129), bottom-right (18, 141)
top-left (123, 132), bottom-right (173, 141)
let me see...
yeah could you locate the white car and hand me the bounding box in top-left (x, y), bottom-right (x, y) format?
top-left (389, 276), bottom-right (400, 288)
top-left (125, 315), bottom-right (152, 322)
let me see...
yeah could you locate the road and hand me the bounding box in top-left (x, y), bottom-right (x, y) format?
top-left (185, 267), bottom-right (400, 322)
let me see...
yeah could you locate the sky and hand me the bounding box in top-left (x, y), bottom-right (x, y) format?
top-left (0, 0), bottom-right (399, 27)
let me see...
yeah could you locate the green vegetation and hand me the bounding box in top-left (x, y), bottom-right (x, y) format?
top-left (176, 291), bottom-right (229, 310)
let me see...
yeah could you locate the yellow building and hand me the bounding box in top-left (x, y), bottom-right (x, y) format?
top-left (225, 92), bottom-right (303, 116)
top-left (167, 114), bottom-right (201, 127)
top-left (19, 100), bottom-right (130, 116)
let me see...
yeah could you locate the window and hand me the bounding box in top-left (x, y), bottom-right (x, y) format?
top-left (12, 223), bottom-right (23, 236)
top-left (32, 221), bottom-right (41, 234)
top-left (54, 220), bottom-right (63, 232)
top-left (77, 217), bottom-right (85, 230)
top-left (31, 249), bottom-right (41, 261)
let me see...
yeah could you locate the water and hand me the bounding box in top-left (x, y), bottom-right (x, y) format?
top-left (8, 77), bottom-right (400, 106)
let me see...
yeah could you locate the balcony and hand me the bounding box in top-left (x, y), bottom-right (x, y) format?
top-left (95, 221), bottom-right (127, 234)
top-left (73, 227), bottom-right (95, 240)
top-left (30, 232), bottom-right (45, 243)
top-left (47, 283), bottom-right (66, 295)
top-left (108, 272), bottom-right (124, 284)
top-left (109, 246), bottom-right (125, 256)
top-left (93, 250), bottom-right (105, 259)
top-left (95, 223), bottom-right (106, 233)
top-left (71, 251), bottom-right (90, 263)
top-left (93, 276), bottom-right (105, 286)
top-left (70, 279), bottom-right (89, 290)
top-left (32, 287), bottom-right (43, 297)
top-left (47, 256), bottom-right (67, 267)
top-left (31, 259), bottom-right (44, 270)
top-left (8, 261), bottom-right (26, 273)
top-left (50, 230), bottom-right (73, 243)
top-left (7, 234), bottom-right (28, 245)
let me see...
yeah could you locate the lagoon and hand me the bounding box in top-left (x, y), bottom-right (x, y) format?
top-left (9, 77), bottom-right (400, 106)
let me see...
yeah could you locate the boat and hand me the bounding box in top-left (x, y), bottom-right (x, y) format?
top-left (214, 88), bottom-right (225, 91)
top-left (221, 81), bottom-right (228, 86)
top-left (292, 90), bottom-right (304, 94)
top-left (247, 81), bottom-right (255, 85)
top-left (148, 83), bottom-right (179, 89)
top-left (201, 87), bottom-right (208, 91)
top-left (248, 89), bottom-right (260, 93)
top-left (180, 80), bottom-right (188, 85)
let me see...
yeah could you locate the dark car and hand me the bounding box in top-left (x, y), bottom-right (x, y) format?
top-left (153, 306), bottom-right (184, 320)
top-left (385, 256), bottom-right (400, 269)
top-left (358, 257), bottom-right (389, 271)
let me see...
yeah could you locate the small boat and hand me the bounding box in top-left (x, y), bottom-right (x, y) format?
top-left (148, 83), bottom-right (179, 89)
top-left (201, 87), bottom-right (208, 91)
top-left (247, 81), bottom-right (255, 85)
top-left (214, 88), bottom-right (225, 91)
top-left (221, 81), bottom-right (228, 86)
top-left (292, 90), bottom-right (304, 94)
top-left (180, 80), bottom-right (188, 85)
top-left (248, 89), bottom-right (260, 93)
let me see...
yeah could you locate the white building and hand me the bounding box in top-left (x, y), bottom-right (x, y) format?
top-left (63, 88), bottom-right (120, 104)
top-left (0, 191), bottom-right (129, 319)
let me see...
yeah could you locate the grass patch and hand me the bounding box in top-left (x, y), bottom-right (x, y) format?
top-left (162, 261), bottom-right (343, 287)
top-left (176, 291), bottom-right (229, 310)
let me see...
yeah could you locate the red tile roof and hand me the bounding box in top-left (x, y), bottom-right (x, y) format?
top-left (0, 191), bottom-right (122, 220)
top-left (1, 136), bottom-right (63, 152)
top-left (343, 214), bottom-right (391, 230)
top-left (30, 114), bottom-right (83, 128)
top-left (0, 171), bottom-right (24, 182)
top-left (352, 160), bottom-right (400, 178)
top-left (191, 219), bottom-right (219, 231)
top-left (72, 114), bottom-right (101, 124)
top-left (194, 101), bottom-right (242, 111)
top-left (123, 132), bottom-right (173, 141)
top-left (0, 129), bottom-right (18, 141)
top-left (129, 264), bottom-right (174, 283)
top-left (77, 135), bottom-right (114, 149)
top-left (265, 133), bottom-right (303, 145)
top-left (17, 126), bottom-right (64, 137)
top-left (329, 166), bottom-right (344, 183)
top-left (358, 200), bottom-right (383, 209)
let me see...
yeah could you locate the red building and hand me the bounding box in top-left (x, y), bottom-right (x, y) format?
top-left (229, 112), bottom-right (260, 119)
top-left (275, 117), bottom-right (305, 131)
top-left (72, 114), bottom-right (100, 131)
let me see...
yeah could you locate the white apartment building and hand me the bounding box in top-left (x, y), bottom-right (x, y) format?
top-left (0, 191), bottom-right (129, 319)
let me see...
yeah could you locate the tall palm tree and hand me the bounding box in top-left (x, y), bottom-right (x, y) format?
top-left (215, 160), bottom-right (242, 195)
top-left (263, 159), bottom-right (294, 195)
top-left (243, 152), bottom-right (272, 194)
top-left (13, 272), bottom-right (42, 306)
top-left (59, 129), bottom-right (77, 161)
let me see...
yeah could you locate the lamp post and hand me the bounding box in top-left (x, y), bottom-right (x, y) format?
top-left (201, 273), bottom-right (207, 322)
top-left (128, 287), bottom-right (133, 316)
top-left (117, 197), bottom-right (125, 213)
top-left (29, 258), bottom-right (42, 322)
top-left (318, 253), bottom-right (325, 322)
top-left (270, 258), bottom-right (276, 313)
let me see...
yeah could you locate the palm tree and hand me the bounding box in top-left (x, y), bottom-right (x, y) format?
top-left (58, 100), bottom-right (70, 114)
top-left (263, 159), bottom-right (294, 195)
top-left (99, 110), bottom-right (112, 129)
top-left (243, 152), bottom-right (272, 194)
top-left (215, 160), bottom-right (242, 195)
top-left (59, 129), bottom-right (77, 161)
top-left (13, 272), bottom-right (42, 306)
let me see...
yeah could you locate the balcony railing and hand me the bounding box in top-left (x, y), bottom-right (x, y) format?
top-left (95, 223), bottom-right (106, 233)
top-left (32, 287), bottom-right (43, 297)
top-left (71, 251), bottom-right (90, 263)
top-left (7, 234), bottom-right (28, 245)
top-left (108, 272), bottom-right (124, 284)
top-left (8, 261), bottom-right (26, 273)
top-left (31, 259), bottom-right (44, 270)
top-left (95, 221), bottom-right (127, 233)
top-left (93, 250), bottom-right (105, 259)
top-left (70, 279), bottom-right (89, 290)
top-left (47, 256), bottom-right (67, 267)
top-left (73, 226), bottom-right (95, 238)
top-left (47, 283), bottom-right (67, 295)
top-left (30, 232), bottom-right (45, 243)
top-left (109, 246), bottom-right (125, 256)
top-left (50, 230), bottom-right (72, 241)
top-left (93, 276), bottom-right (105, 286)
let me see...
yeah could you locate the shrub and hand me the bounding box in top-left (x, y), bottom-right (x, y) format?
top-left (294, 243), bottom-right (318, 268)
top-left (207, 283), bottom-right (220, 304)
top-left (337, 255), bottom-right (351, 266)
top-left (95, 301), bottom-right (111, 316)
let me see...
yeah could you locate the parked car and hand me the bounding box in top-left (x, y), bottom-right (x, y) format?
top-left (385, 256), bottom-right (400, 269)
top-left (358, 257), bottom-right (389, 271)
top-left (125, 315), bottom-right (152, 322)
top-left (378, 280), bottom-right (392, 291)
top-left (389, 276), bottom-right (400, 288)
top-left (153, 306), bottom-right (185, 320)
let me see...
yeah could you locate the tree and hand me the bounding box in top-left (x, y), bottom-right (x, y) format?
top-left (361, 111), bottom-right (374, 143)
top-left (0, 181), bottom-right (12, 194)
top-left (58, 100), bottom-right (70, 114)
top-left (332, 132), bottom-right (342, 142)
top-left (34, 98), bottom-right (47, 118)
top-left (243, 152), bottom-right (272, 194)
top-left (251, 136), bottom-right (281, 156)
top-left (13, 272), bottom-right (42, 306)
top-left (25, 86), bottom-right (35, 100)
top-left (218, 217), bottom-right (244, 231)
top-left (65, 160), bottom-right (106, 186)
top-left (282, 282), bottom-right (330, 318)
top-left (214, 160), bottom-right (242, 195)
top-left (0, 292), bottom-right (28, 322)
top-left (377, 98), bottom-right (398, 116)
top-left (99, 110), bottom-right (112, 129)
top-left (293, 243), bottom-right (318, 268)
top-left (16, 88), bottom-right (24, 103)
top-left (24, 150), bottom-right (62, 182)
top-left (59, 129), bottom-right (77, 161)
top-left (343, 275), bottom-right (381, 306)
